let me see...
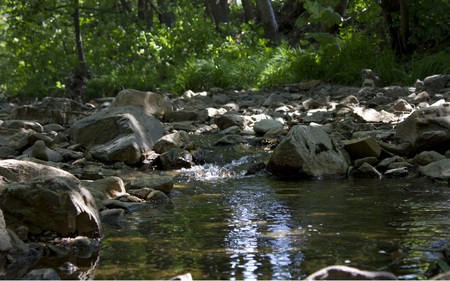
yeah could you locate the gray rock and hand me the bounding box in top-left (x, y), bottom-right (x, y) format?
top-left (253, 119), bottom-right (283, 135)
top-left (100, 209), bottom-right (125, 228)
top-left (353, 107), bottom-right (397, 123)
top-left (424, 74), bottom-right (450, 93)
top-left (0, 120), bottom-right (43, 132)
top-left (395, 105), bottom-right (450, 154)
top-left (352, 162), bottom-right (382, 179)
top-left (68, 106), bottom-right (164, 165)
top-left (0, 160), bottom-right (102, 237)
top-left (83, 176), bottom-right (127, 201)
top-left (8, 97), bottom-right (92, 125)
top-left (22, 140), bottom-right (63, 162)
top-left (23, 268), bottom-right (61, 280)
top-left (164, 108), bottom-right (208, 123)
top-left (412, 151), bottom-right (446, 166)
top-left (343, 137), bottom-right (381, 159)
top-left (110, 89), bottom-right (173, 120)
top-left (158, 148), bottom-right (193, 170)
top-left (0, 210), bottom-right (12, 252)
top-left (267, 125), bottom-right (350, 178)
top-left (305, 265), bottom-right (397, 280)
top-left (153, 131), bottom-right (190, 154)
top-left (125, 174), bottom-right (173, 194)
top-left (418, 159), bottom-right (450, 181)
top-left (146, 190), bottom-right (171, 202)
top-left (213, 113), bottom-right (245, 130)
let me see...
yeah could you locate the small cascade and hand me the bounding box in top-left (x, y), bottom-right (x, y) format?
top-left (181, 154), bottom-right (267, 181)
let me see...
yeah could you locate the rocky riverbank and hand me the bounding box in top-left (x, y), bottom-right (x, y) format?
top-left (0, 74), bottom-right (449, 279)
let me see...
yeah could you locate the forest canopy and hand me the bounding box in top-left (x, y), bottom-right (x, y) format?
top-left (0, 0), bottom-right (449, 101)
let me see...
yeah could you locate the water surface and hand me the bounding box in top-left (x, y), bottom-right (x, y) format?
top-left (91, 174), bottom-right (450, 280)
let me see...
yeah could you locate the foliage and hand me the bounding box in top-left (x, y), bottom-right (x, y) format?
top-left (0, 0), bottom-right (449, 99)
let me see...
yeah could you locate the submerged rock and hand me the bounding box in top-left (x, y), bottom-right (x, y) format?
top-left (305, 265), bottom-right (397, 280)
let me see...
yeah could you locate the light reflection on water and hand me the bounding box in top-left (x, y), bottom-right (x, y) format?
top-left (90, 175), bottom-right (450, 280)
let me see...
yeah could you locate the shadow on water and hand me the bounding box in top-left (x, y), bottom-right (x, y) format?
top-left (91, 167), bottom-right (450, 280)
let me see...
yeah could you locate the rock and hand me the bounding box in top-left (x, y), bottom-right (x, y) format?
top-left (170, 272), bottom-right (193, 281)
top-left (125, 174), bottom-right (174, 194)
top-left (0, 120), bottom-right (43, 132)
top-left (215, 135), bottom-right (248, 145)
top-left (305, 265), bottom-right (397, 280)
top-left (253, 119), bottom-right (283, 135)
top-left (153, 131), bottom-right (191, 154)
top-left (384, 167), bottom-right (409, 178)
top-left (418, 159), bottom-right (450, 181)
top-left (343, 137), bottom-right (382, 159)
top-left (352, 162), bottom-right (382, 179)
top-left (213, 113), bottom-right (245, 130)
top-left (431, 271), bottom-right (450, 280)
top-left (110, 89), bottom-right (173, 120)
top-left (0, 147), bottom-right (17, 159)
top-left (102, 199), bottom-right (147, 214)
top-left (146, 190), bottom-right (171, 202)
top-left (267, 125), bottom-right (350, 178)
top-left (23, 268), bottom-right (61, 280)
top-left (354, 156), bottom-right (378, 167)
top-left (164, 108), bottom-right (209, 123)
top-left (83, 177), bottom-right (127, 201)
top-left (68, 106), bottom-right (164, 165)
top-left (412, 151), bottom-right (446, 166)
top-left (0, 159), bottom-right (70, 184)
top-left (7, 97), bottom-right (93, 125)
top-left (424, 74), bottom-right (450, 93)
top-left (0, 160), bottom-right (102, 237)
top-left (22, 140), bottom-right (63, 162)
top-left (0, 210), bottom-right (12, 252)
top-left (353, 107), bottom-right (397, 123)
top-left (158, 148), bottom-right (193, 170)
top-left (100, 209), bottom-right (125, 228)
top-left (395, 105), bottom-right (450, 155)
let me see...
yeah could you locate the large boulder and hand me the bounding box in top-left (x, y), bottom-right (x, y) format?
top-left (110, 89), bottom-right (173, 120)
top-left (7, 97), bottom-right (94, 125)
top-left (267, 125), bottom-right (350, 178)
top-left (68, 106), bottom-right (164, 165)
top-left (395, 105), bottom-right (450, 155)
top-left (0, 160), bottom-right (102, 237)
top-left (418, 159), bottom-right (450, 181)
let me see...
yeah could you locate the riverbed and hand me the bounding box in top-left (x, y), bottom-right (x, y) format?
top-left (83, 172), bottom-right (449, 280)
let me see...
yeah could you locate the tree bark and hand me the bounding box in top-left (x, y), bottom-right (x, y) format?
top-left (206, 0), bottom-right (229, 28)
top-left (138, 0), bottom-right (154, 29)
top-left (241, 0), bottom-right (255, 23)
top-left (157, 0), bottom-right (176, 27)
top-left (256, 0), bottom-right (279, 45)
top-left (380, 0), bottom-right (410, 55)
top-left (67, 0), bottom-right (91, 101)
top-left (73, 0), bottom-right (88, 76)
top-left (399, 0), bottom-right (409, 53)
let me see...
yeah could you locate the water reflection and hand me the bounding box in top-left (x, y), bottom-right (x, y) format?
top-left (224, 183), bottom-right (304, 280)
top-left (89, 175), bottom-right (450, 280)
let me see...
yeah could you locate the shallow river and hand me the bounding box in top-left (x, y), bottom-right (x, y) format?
top-left (82, 170), bottom-right (449, 280)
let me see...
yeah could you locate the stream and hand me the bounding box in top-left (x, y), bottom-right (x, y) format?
top-left (29, 134), bottom-right (450, 280)
top-left (64, 168), bottom-right (449, 280)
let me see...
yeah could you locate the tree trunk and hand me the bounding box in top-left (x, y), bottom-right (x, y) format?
top-left (399, 0), bottom-right (409, 53)
top-left (256, 0), bottom-right (279, 45)
top-left (206, 0), bottom-right (229, 28)
top-left (67, 0), bottom-right (91, 101)
top-left (380, 0), bottom-right (410, 55)
top-left (138, 0), bottom-right (154, 29)
top-left (157, 0), bottom-right (176, 27)
top-left (241, 0), bottom-right (255, 23)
